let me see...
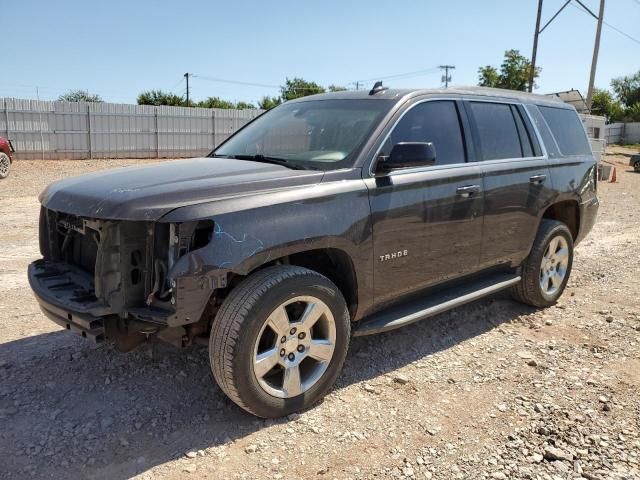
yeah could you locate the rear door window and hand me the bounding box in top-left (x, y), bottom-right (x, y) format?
top-left (468, 102), bottom-right (523, 160)
top-left (538, 106), bottom-right (591, 156)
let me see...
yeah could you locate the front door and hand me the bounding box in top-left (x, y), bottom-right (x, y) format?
top-left (366, 99), bottom-right (484, 307)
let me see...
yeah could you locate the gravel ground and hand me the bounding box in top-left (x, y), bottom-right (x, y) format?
top-left (0, 152), bottom-right (639, 480)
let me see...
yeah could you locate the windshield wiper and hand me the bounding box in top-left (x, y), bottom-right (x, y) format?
top-left (227, 154), bottom-right (306, 170)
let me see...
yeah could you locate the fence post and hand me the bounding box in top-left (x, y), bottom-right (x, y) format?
top-left (155, 107), bottom-right (160, 158)
top-left (3, 100), bottom-right (10, 155)
top-left (212, 108), bottom-right (215, 149)
top-left (87, 103), bottom-right (93, 159)
top-left (37, 98), bottom-right (45, 161)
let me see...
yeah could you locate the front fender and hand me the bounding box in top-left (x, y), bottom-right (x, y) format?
top-left (164, 176), bottom-right (374, 324)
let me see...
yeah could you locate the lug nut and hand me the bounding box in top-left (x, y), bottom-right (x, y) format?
top-left (280, 348), bottom-right (286, 357)
top-left (298, 332), bottom-right (306, 340)
top-left (288, 353), bottom-right (295, 361)
top-left (290, 327), bottom-right (297, 335)
top-left (281, 336), bottom-right (286, 344)
top-left (297, 345), bottom-right (305, 353)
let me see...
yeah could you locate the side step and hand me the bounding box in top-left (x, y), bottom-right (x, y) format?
top-left (353, 273), bottom-right (521, 336)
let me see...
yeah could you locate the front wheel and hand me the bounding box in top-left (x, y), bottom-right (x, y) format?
top-left (511, 219), bottom-right (574, 308)
top-left (0, 152), bottom-right (10, 179)
top-left (209, 265), bottom-right (350, 418)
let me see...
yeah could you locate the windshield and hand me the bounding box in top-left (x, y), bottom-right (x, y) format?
top-left (212, 99), bottom-right (392, 170)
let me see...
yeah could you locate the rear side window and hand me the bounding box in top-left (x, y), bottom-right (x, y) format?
top-left (468, 102), bottom-right (522, 160)
top-left (525, 104), bottom-right (560, 158)
top-left (381, 100), bottom-right (466, 165)
top-left (538, 106), bottom-right (591, 156)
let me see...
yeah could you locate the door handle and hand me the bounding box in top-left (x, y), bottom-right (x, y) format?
top-left (456, 184), bottom-right (481, 198)
top-left (529, 174), bottom-right (547, 185)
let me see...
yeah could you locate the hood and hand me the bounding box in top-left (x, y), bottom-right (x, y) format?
top-left (40, 157), bottom-right (324, 221)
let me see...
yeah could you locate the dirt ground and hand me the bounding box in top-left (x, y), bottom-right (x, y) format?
top-left (0, 150), bottom-right (639, 480)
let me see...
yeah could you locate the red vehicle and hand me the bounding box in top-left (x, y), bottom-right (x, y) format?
top-left (0, 136), bottom-right (14, 179)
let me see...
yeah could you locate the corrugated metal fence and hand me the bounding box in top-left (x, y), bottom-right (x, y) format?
top-left (605, 122), bottom-right (640, 145)
top-left (0, 98), bottom-right (264, 160)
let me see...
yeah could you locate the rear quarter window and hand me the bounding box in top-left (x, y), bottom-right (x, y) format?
top-left (538, 106), bottom-right (591, 157)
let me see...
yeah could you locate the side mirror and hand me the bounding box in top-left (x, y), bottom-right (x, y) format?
top-left (377, 142), bottom-right (436, 173)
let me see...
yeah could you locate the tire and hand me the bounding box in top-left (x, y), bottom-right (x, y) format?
top-left (511, 219), bottom-right (574, 308)
top-left (0, 152), bottom-right (10, 179)
top-left (209, 265), bottom-right (350, 418)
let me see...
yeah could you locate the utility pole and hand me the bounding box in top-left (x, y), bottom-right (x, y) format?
top-left (529, 0), bottom-right (544, 92)
top-left (439, 65), bottom-right (455, 88)
top-left (184, 73), bottom-right (190, 105)
top-left (586, 0), bottom-right (605, 112)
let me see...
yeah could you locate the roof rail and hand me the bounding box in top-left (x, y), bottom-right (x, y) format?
top-left (369, 81), bottom-right (388, 95)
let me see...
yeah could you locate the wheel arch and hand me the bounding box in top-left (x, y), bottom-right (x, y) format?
top-left (242, 247), bottom-right (360, 319)
top-left (541, 199), bottom-right (580, 241)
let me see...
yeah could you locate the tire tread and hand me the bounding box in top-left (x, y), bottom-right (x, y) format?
top-left (511, 219), bottom-right (573, 308)
top-left (209, 265), bottom-right (348, 417)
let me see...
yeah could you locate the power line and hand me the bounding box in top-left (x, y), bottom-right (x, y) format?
top-left (193, 74), bottom-right (280, 89)
top-left (167, 78), bottom-right (185, 94)
top-left (569, 1), bottom-right (640, 45)
top-left (354, 67), bottom-right (440, 85)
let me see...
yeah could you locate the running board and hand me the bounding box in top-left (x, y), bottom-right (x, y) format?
top-left (353, 273), bottom-right (521, 336)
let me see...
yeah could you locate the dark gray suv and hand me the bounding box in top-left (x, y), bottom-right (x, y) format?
top-left (29, 86), bottom-right (598, 417)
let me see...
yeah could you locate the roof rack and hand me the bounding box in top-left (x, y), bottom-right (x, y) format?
top-left (369, 81), bottom-right (388, 95)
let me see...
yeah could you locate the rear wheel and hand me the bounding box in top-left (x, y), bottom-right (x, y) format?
top-left (511, 219), bottom-right (573, 308)
top-left (0, 152), bottom-right (10, 179)
top-left (209, 265), bottom-right (350, 418)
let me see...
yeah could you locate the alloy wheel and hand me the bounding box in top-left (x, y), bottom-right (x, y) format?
top-left (539, 235), bottom-right (570, 296)
top-left (252, 296), bottom-right (336, 398)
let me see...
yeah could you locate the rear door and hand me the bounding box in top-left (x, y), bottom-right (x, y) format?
top-left (464, 100), bottom-right (554, 269)
top-left (366, 99), bottom-right (484, 306)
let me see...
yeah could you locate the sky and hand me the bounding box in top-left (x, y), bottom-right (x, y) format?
top-left (3, 0), bottom-right (640, 105)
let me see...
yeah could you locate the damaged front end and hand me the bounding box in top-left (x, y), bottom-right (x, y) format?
top-left (28, 207), bottom-right (217, 351)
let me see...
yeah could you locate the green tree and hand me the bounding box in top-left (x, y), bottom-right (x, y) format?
top-left (235, 101), bottom-right (256, 110)
top-left (328, 85), bottom-right (348, 92)
top-left (197, 96), bottom-right (236, 109)
top-left (137, 90), bottom-right (185, 106)
top-left (591, 88), bottom-right (625, 121)
top-left (611, 71), bottom-right (640, 108)
top-left (258, 96), bottom-right (282, 110)
top-left (281, 77), bottom-right (325, 101)
top-left (625, 102), bottom-right (640, 122)
top-left (478, 49), bottom-right (540, 91)
top-left (58, 90), bottom-right (103, 102)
